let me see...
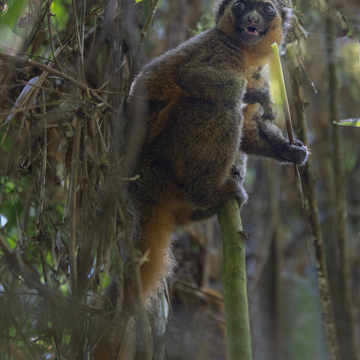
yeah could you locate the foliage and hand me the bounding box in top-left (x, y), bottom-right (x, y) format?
top-left (334, 119), bottom-right (360, 127)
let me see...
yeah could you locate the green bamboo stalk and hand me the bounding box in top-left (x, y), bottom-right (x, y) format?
top-left (271, 43), bottom-right (304, 205)
top-left (217, 198), bottom-right (252, 360)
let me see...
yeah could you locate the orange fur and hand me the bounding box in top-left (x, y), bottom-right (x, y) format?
top-left (242, 17), bottom-right (284, 69)
top-left (137, 203), bottom-right (176, 303)
top-left (242, 102), bottom-right (263, 140)
top-left (217, 8), bottom-right (284, 75)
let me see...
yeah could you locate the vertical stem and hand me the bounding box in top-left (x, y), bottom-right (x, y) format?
top-left (70, 118), bottom-right (81, 298)
top-left (287, 45), bottom-right (341, 360)
top-left (119, 0), bottom-right (160, 179)
top-left (47, 0), bottom-right (62, 72)
top-left (68, 120), bottom-right (82, 360)
top-left (326, 18), bottom-right (359, 360)
top-left (273, 228), bottom-right (285, 360)
top-left (71, 0), bottom-right (85, 84)
top-left (123, 0), bottom-right (160, 95)
top-left (38, 127), bottom-right (48, 284)
top-left (217, 198), bottom-right (253, 360)
top-left (38, 127), bottom-right (47, 223)
top-left (77, 113), bottom-right (91, 301)
top-left (37, 124), bottom-right (62, 359)
top-left (271, 43), bottom-right (304, 203)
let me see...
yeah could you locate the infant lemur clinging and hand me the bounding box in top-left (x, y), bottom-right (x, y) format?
top-left (116, 0), bottom-right (308, 352)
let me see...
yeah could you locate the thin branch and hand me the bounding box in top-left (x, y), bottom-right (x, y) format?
top-left (38, 127), bottom-right (47, 223)
top-left (124, 0), bottom-right (160, 94)
top-left (0, 52), bottom-right (117, 114)
top-left (69, 116), bottom-right (81, 298)
top-left (47, 0), bottom-right (63, 73)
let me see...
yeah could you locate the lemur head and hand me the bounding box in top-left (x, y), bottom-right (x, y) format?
top-left (215, 0), bottom-right (293, 50)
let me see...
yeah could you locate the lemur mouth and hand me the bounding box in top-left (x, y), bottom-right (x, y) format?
top-left (245, 27), bottom-right (259, 35)
top-left (238, 25), bottom-right (263, 43)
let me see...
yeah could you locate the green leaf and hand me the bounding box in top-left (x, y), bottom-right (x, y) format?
top-left (0, 0), bottom-right (28, 29)
top-left (50, 0), bottom-right (72, 32)
top-left (0, 128), bottom-right (13, 151)
top-left (334, 118), bottom-right (360, 127)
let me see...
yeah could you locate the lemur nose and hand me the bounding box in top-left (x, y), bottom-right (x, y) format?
top-left (247, 14), bottom-right (259, 25)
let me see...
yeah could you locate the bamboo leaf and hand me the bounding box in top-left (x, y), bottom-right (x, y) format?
top-left (334, 118), bottom-right (360, 127)
top-left (271, 42), bottom-right (304, 205)
top-left (0, 0), bottom-right (28, 29)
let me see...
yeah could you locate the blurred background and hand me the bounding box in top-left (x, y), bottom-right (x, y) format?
top-left (0, 0), bottom-right (359, 359)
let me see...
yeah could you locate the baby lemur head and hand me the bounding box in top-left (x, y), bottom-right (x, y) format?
top-left (215, 0), bottom-right (292, 52)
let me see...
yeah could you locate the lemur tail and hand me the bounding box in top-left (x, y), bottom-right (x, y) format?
top-left (135, 203), bottom-right (176, 307)
top-left (91, 203), bottom-right (176, 360)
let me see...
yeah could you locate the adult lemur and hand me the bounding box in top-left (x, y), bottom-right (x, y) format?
top-left (94, 0), bottom-right (308, 358)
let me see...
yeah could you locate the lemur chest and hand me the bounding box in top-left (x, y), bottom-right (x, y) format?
top-left (245, 66), bottom-right (268, 92)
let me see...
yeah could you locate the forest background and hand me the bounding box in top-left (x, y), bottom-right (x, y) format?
top-left (0, 0), bottom-right (359, 359)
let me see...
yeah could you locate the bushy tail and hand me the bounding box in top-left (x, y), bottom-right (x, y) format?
top-left (91, 203), bottom-right (176, 360)
top-left (135, 203), bottom-right (176, 307)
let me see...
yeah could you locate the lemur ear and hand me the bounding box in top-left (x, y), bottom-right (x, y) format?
top-left (214, 0), bottom-right (232, 24)
top-left (281, 4), bottom-right (294, 37)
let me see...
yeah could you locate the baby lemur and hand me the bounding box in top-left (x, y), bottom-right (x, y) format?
top-left (96, 0), bottom-right (308, 358)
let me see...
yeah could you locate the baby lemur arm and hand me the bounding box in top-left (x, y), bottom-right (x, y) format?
top-left (241, 71), bottom-right (308, 166)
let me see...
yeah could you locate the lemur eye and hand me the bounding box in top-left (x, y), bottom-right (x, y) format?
top-left (233, 2), bottom-right (245, 11)
top-left (263, 4), bottom-right (275, 14)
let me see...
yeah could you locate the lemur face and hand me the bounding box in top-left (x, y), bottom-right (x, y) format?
top-left (232, 0), bottom-right (279, 43)
top-left (215, 0), bottom-right (292, 48)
